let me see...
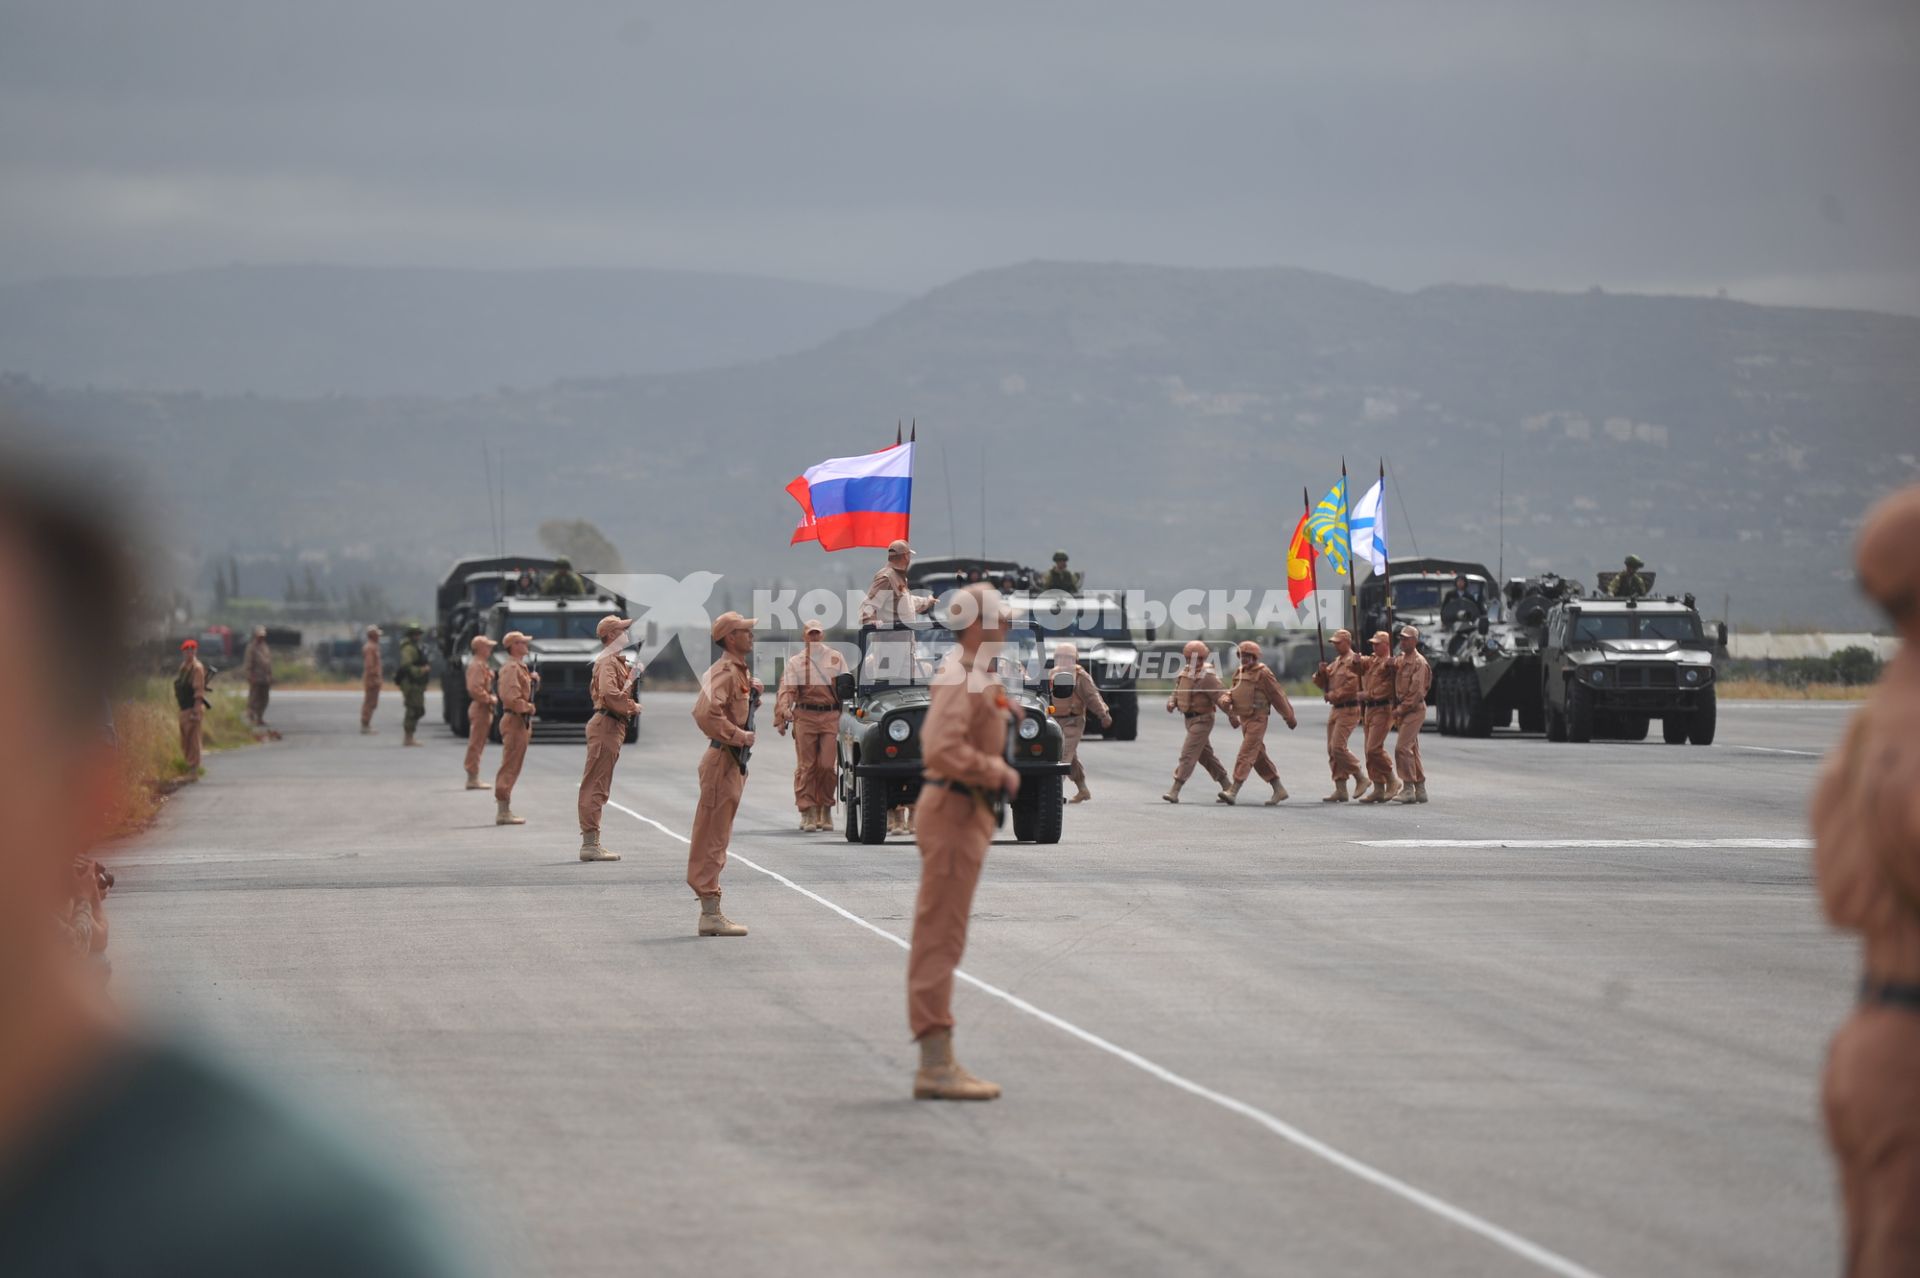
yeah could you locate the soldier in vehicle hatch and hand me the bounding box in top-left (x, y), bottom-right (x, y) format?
top-left (1609, 554), bottom-right (1650, 599)
top-left (539, 556), bottom-right (588, 596)
top-left (1041, 551), bottom-right (1082, 593)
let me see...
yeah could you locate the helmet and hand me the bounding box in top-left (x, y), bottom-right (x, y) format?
top-left (1053, 550), bottom-right (1070, 562)
top-left (1624, 554), bottom-right (1644, 569)
top-left (555, 556), bottom-right (572, 568)
top-left (404, 622), bottom-right (423, 636)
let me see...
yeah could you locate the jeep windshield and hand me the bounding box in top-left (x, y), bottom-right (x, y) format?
top-left (1572, 612), bottom-right (1701, 643)
top-left (1012, 598), bottom-right (1127, 640)
top-left (859, 626), bottom-right (1039, 690)
top-left (492, 613), bottom-right (598, 641)
top-left (1636, 612), bottom-right (1703, 642)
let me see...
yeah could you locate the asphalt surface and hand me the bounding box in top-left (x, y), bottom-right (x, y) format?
top-left (109, 689), bottom-right (1858, 1278)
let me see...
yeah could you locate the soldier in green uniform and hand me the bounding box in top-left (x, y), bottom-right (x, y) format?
top-left (1609, 554), bottom-right (1650, 598)
top-left (395, 623), bottom-right (432, 746)
top-left (539, 556), bottom-right (589, 596)
top-left (1041, 550), bottom-right (1081, 593)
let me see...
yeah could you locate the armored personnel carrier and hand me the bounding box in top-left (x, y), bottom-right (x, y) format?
top-left (1431, 571), bottom-right (1581, 737)
top-left (1357, 557), bottom-right (1496, 647)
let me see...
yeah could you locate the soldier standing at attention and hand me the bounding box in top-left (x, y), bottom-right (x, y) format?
top-left (1312, 628), bottom-right (1366, 803)
top-left (492, 630), bottom-right (536, 827)
top-left (1390, 626), bottom-right (1432, 804)
top-left (1609, 554), bottom-right (1651, 599)
top-left (1813, 484), bottom-right (1920, 1278)
top-left (539, 556), bottom-right (588, 596)
top-left (1041, 551), bottom-right (1081, 593)
top-left (173, 639), bottom-right (208, 775)
top-left (1219, 640), bottom-right (1296, 806)
top-left (576, 615), bottom-right (639, 862)
top-left (1050, 640), bottom-right (1111, 804)
top-left (359, 625), bottom-right (382, 734)
top-left (909, 583), bottom-right (1018, 1101)
top-left (1163, 639), bottom-right (1231, 804)
top-left (1355, 631), bottom-right (1400, 803)
top-left (243, 626), bottom-right (272, 728)
top-left (688, 612), bottom-right (760, 937)
top-left (395, 624), bottom-right (431, 747)
top-left (461, 635), bottom-right (497, 791)
top-left (774, 620), bottom-right (847, 832)
top-left (860, 539), bottom-right (933, 631)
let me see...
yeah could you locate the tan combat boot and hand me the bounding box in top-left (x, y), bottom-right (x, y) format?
top-left (1384, 776), bottom-right (1404, 802)
top-left (1216, 780), bottom-right (1241, 806)
top-left (818, 804), bottom-right (835, 831)
top-left (913, 1029), bottom-right (1001, 1102)
top-left (1070, 781), bottom-right (1092, 804)
top-left (1162, 778), bottom-right (1184, 804)
top-left (465, 771), bottom-right (488, 791)
top-left (1321, 777), bottom-right (1350, 803)
top-left (1265, 781), bottom-right (1288, 805)
top-left (1353, 778), bottom-right (1375, 803)
top-left (360, 723), bottom-right (374, 735)
top-left (798, 808), bottom-right (814, 832)
top-left (495, 799), bottom-right (526, 826)
top-left (578, 830), bottom-right (619, 861)
top-left (1359, 780), bottom-right (1390, 805)
top-left (698, 895), bottom-right (747, 937)
top-left (1415, 781), bottom-right (1429, 804)
top-left (1394, 781), bottom-right (1421, 804)
top-left (403, 729), bottom-right (420, 747)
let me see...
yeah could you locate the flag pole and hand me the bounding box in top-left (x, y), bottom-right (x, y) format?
top-left (904, 422), bottom-right (914, 542)
top-left (1379, 457), bottom-right (1393, 642)
top-left (1340, 457), bottom-right (1356, 635)
top-left (1305, 486), bottom-right (1325, 664)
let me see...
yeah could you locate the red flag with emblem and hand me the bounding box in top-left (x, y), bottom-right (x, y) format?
top-left (1286, 509), bottom-right (1316, 607)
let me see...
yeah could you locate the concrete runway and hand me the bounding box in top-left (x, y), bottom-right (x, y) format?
top-left (109, 690), bottom-right (1857, 1278)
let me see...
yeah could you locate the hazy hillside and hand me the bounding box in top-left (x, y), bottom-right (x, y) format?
top-left (8, 261), bottom-right (1917, 629)
top-left (0, 265), bottom-right (904, 396)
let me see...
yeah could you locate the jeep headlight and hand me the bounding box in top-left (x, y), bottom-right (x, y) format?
top-left (886, 717), bottom-right (912, 742)
top-left (1017, 717), bottom-right (1041, 740)
top-left (1682, 668), bottom-right (1701, 685)
top-left (1589, 669), bottom-right (1606, 684)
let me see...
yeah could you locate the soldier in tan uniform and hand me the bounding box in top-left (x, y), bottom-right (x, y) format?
top-left (577, 615), bottom-right (640, 862)
top-left (1219, 640), bottom-right (1297, 806)
top-left (859, 539), bottom-right (933, 630)
top-left (243, 626), bottom-right (272, 728)
top-left (688, 612), bottom-right (760, 937)
top-left (1355, 631), bottom-right (1401, 803)
top-left (1050, 641), bottom-right (1112, 804)
top-left (492, 630), bottom-right (536, 827)
top-left (1813, 484), bottom-right (1920, 1278)
top-left (461, 635), bottom-right (497, 790)
top-left (174, 640), bottom-right (207, 773)
top-left (774, 620), bottom-right (847, 832)
top-left (909, 583), bottom-right (1018, 1101)
top-left (1391, 626), bottom-right (1432, 804)
top-left (359, 625), bottom-right (382, 734)
top-left (1163, 639), bottom-right (1231, 804)
top-left (1311, 628), bottom-right (1367, 802)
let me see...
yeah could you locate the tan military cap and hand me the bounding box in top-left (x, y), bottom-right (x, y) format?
top-left (942, 582), bottom-right (1006, 630)
top-left (1400, 625), bottom-right (1420, 639)
top-left (470, 634), bottom-right (496, 653)
top-left (596, 614), bottom-right (634, 643)
top-left (709, 611), bottom-right (756, 642)
top-left (802, 619), bottom-right (825, 638)
top-left (1857, 484), bottom-right (1920, 616)
top-left (501, 630), bottom-right (531, 647)
top-left (1332, 628), bottom-right (1352, 642)
top-left (1372, 630), bottom-right (1392, 645)
top-left (253, 625), bottom-right (267, 638)
top-left (366, 625), bottom-right (382, 638)
top-left (1236, 640), bottom-right (1261, 658)
top-left (887, 539), bottom-right (913, 557)
top-left (1182, 638), bottom-right (1210, 660)
top-left (1055, 640), bottom-right (1079, 665)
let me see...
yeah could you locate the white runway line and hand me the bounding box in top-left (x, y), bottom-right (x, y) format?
top-left (607, 799), bottom-right (1606, 1278)
top-left (1356, 838), bottom-right (1811, 850)
top-left (1729, 745), bottom-right (1822, 757)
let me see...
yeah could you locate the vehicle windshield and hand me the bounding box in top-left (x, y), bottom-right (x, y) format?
top-left (859, 626), bottom-right (1039, 689)
top-left (1572, 613), bottom-right (1633, 643)
top-left (492, 612), bottom-right (596, 641)
top-left (1011, 598), bottom-right (1128, 639)
top-left (1636, 612), bottom-right (1703, 642)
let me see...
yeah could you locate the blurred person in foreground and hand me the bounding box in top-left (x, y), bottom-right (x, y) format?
top-left (1814, 483), bottom-right (1920, 1277)
top-left (0, 465), bottom-right (465, 1277)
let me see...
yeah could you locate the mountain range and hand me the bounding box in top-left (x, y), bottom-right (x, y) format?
top-left (6, 260), bottom-right (1916, 630)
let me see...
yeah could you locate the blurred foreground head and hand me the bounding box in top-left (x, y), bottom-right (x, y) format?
top-left (0, 454), bottom-right (136, 985)
top-left (1856, 483), bottom-right (1920, 638)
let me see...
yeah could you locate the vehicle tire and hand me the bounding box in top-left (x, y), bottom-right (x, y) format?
top-left (1518, 700), bottom-right (1545, 734)
top-left (1618, 714), bottom-right (1650, 742)
top-left (858, 775), bottom-right (890, 845)
top-left (1463, 678), bottom-right (1492, 738)
top-left (1107, 693), bottom-right (1139, 741)
top-left (1566, 681), bottom-right (1594, 743)
top-left (1689, 689), bottom-right (1717, 746)
top-left (1015, 775), bottom-right (1064, 844)
top-left (1435, 671), bottom-right (1456, 736)
top-left (1661, 715), bottom-right (1689, 745)
top-left (1012, 799), bottom-right (1036, 842)
top-left (623, 715), bottom-right (639, 745)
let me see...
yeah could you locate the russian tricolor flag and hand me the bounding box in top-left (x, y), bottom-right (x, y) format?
top-left (786, 443), bottom-right (914, 550)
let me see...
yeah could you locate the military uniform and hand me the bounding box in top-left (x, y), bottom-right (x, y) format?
top-left (174, 643), bottom-right (207, 772)
top-left (860, 540), bottom-right (931, 629)
top-left (908, 584), bottom-right (1015, 1101)
top-left (1221, 643), bottom-right (1296, 805)
top-left (688, 612), bottom-right (758, 936)
top-left (1041, 556), bottom-right (1081, 593)
top-left (492, 634), bottom-right (535, 825)
top-left (1813, 483), bottom-right (1920, 1277)
top-left (1311, 634), bottom-right (1366, 802)
top-left (461, 636), bottom-right (497, 790)
top-left (774, 624), bottom-right (847, 832)
top-left (1164, 641), bottom-right (1230, 803)
top-left (1355, 634), bottom-right (1399, 802)
top-left (539, 558), bottom-right (589, 596)
top-left (1609, 557), bottom-right (1650, 599)
top-left (395, 628), bottom-right (430, 745)
top-left (1050, 641), bottom-right (1110, 803)
top-left (577, 615), bottom-right (639, 861)
top-left (1391, 628), bottom-right (1432, 804)
top-left (243, 631), bottom-right (272, 727)
top-left (359, 628), bottom-right (382, 733)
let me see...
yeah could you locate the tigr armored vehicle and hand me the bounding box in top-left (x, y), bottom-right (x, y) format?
top-left (435, 556), bottom-right (638, 741)
top-left (1432, 571), bottom-right (1582, 737)
top-left (1539, 590), bottom-right (1724, 745)
top-left (834, 625), bottom-right (1068, 845)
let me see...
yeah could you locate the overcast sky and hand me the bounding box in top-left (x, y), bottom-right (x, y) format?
top-left (1, 1), bottom-right (1915, 312)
